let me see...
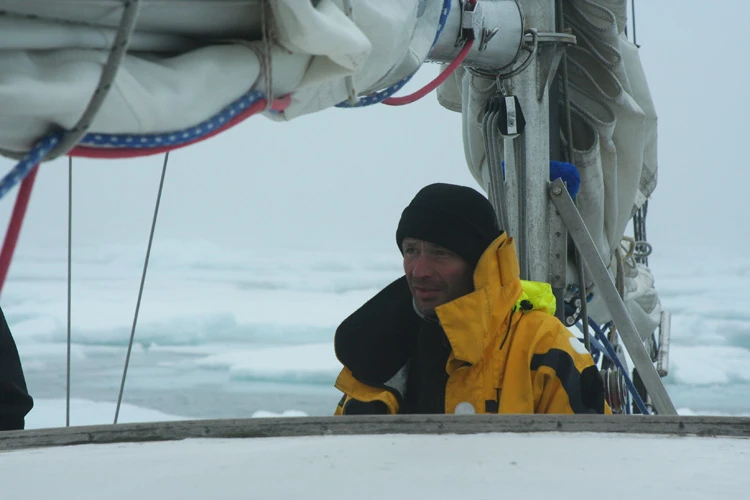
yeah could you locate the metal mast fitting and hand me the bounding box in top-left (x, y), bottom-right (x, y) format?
top-left (427, 0), bottom-right (524, 72)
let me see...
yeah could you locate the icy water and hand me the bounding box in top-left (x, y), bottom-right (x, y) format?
top-left (4, 241), bottom-right (749, 428)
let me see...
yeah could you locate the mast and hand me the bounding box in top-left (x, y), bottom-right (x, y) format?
top-left (427, 0), bottom-right (676, 415)
top-left (507, 1), bottom-right (555, 283)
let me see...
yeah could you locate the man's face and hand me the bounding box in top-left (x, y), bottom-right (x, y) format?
top-left (402, 237), bottom-right (474, 316)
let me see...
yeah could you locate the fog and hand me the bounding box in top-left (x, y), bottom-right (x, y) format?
top-left (0, 1), bottom-right (746, 263)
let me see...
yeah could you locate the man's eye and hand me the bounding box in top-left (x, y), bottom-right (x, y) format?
top-left (404, 247), bottom-right (418, 256)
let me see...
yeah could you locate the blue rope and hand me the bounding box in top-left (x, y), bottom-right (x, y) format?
top-left (336, 0), bottom-right (453, 108)
top-left (0, 133), bottom-right (62, 200)
top-left (0, 91), bottom-right (270, 201)
top-left (576, 323), bottom-right (627, 414)
top-left (576, 333), bottom-right (608, 365)
top-left (78, 90), bottom-right (267, 149)
top-left (587, 318), bottom-right (650, 415)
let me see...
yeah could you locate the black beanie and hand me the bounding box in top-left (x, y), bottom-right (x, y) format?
top-left (396, 183), bottom-right (502, 268)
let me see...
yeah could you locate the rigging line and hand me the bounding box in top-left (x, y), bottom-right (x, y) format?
top-left (0, 164), bottom-right (43, 295)
top-left (631, 0), bottom-right (638, 46)
top-left (590, 319), bottom-right (650, 415)
top-left (71, 93), bottom-right (291, 159)
top-left (114, 152), bottom-right (169, 424)
top-left (383, 39), bottom-right (474, 106)
top-left (66, 157), bottom-right (73, 427)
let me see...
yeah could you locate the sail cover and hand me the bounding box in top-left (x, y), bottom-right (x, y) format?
top-left (0, 0), bottom-right (444, 153)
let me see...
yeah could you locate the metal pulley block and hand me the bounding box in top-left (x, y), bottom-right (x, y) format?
top-left (602, 344), bottom-right (630, 414)
top-left (563, 283), bottom-right (590, 327)
top-left (563, 296), bottom-right (581, 327)
top-left (485, 94), bottom-right (526, 138)
top-left (498, 95), bottom-right (525, 138)
top-left (602, 367), bottom-right (627, 414)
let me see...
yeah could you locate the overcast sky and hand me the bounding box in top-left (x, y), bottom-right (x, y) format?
top-left (0, 0), bottom-right (747, 262)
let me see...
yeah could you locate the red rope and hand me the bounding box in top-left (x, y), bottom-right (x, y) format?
top-left (0, 165), bottom-right (40, 296)
top-left (383, 0), bottom-right (477, 106)
top-left (382, 39), bottom-right (474, 106)
top-left (69, 95), bottom-right (291, 159)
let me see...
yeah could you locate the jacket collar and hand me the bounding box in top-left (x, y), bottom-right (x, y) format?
top-left (435, 233), bottom-right (522, 368)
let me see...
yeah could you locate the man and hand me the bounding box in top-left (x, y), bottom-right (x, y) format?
top-left (0, 306), bottom-right (33, 430)
top-left (334, 183), bottom-right (608, 415)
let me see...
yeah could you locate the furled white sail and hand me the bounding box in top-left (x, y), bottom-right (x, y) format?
top-left (0, 0), bottom-right (443, 152)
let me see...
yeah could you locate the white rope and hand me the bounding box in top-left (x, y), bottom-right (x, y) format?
top-left (114, 152), bottom-right (169, 424)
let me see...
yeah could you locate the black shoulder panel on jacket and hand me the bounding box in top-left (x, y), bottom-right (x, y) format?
top-left (343, 399), bottom-right (389, 415)
top-left (580, 365), bottom-right (606, 414)
top-left (0, 306), bottom-right (34, 431)
top-left (531, 349), bottom-right (605, 414)
top-left (334, 276), bottom-right (419, 386)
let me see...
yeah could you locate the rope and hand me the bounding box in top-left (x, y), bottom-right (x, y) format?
top-left (589, 319), bottom-right (649, 414)
top-left (0, 92), bottom-right (289, 196)
top-left (114, 152), bottom-right (169, 424)
top-left (0, 135), bottom-right (60, 201)
top-left (0, 135), bottom-right (62, 296)
top-left (383, 39), bottom-right (474, 106)
top-left (46, 0), bottom-right (142, 159)
top-left (335, 0), bottom-right (452, 108)
top-left (579, 333), bottom-right (609, 365)
top-left (0, 159), bottom-right (47, 295)
top-left (70, 92), bottom-right (290, 158)
top-left (66, 157), bottom-right (73, 427)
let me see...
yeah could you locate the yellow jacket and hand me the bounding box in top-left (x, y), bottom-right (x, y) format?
top-left (334, 233), bottom-right (610, 415)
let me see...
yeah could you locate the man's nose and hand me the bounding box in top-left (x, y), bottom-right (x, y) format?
top-left (411, 254), bottom-right (433, 279)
